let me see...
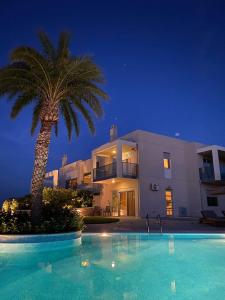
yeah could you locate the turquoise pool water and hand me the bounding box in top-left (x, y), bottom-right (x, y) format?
top-left (1, 233), bottom-right (225, 300)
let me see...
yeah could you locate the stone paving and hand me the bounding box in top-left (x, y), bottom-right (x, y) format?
top-left (84, 217), bottom-right (225, 234)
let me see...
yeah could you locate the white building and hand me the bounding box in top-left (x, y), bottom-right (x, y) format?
top-left (45, 126), bottom-right (225, 218)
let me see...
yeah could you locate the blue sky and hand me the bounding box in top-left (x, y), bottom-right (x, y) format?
top-left (1, 0), bottom-right (225, 201)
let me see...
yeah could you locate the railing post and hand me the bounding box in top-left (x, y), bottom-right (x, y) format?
top-left (146, 213), bottom-right (150, 233)
top-left (116, 141), bottom-right (123, 178)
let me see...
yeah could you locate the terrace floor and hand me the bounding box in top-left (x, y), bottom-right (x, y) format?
top-left (84, 217), bottom-right (225, 234)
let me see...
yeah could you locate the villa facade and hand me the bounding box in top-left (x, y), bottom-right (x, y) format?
top-left (45, 127), bottom-right (225, 218)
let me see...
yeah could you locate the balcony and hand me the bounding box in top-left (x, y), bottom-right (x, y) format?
top-left (93, 162), bottom-right (117, 181)
top-left (122, 162), bottom-right (138, 178)
top-left (199, 166), bottom-right (225, 185)
top-left (93, 162), bottom-right (138, 182)
top-left (199, 166), bottom-right (215, 182)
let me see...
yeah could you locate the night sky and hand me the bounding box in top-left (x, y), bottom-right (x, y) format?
top-left (1, 0), bottom-right (225, 201)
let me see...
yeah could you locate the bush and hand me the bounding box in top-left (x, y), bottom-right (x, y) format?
top-left (2, 200), bottom-right (11, 213)
top-left (2, 195), bottom-right (32, 214)
top-left (43, 187), bottom-right (77, 207)
top-left (0, 211), bottom-right (32, 234)
top-left (16, 194), bottom-right (32, 209)
top-left (0, 189), bottom-right (85, 234)
top-left (43, 187), bottom-right (93, 208)
top-left (40, 205), bottom-right (84, 233)
top-left (76, 190), bottom-right (93, 207)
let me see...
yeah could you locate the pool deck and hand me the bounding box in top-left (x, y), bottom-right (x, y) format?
top-left (84, 217), bottom-right (225, 234)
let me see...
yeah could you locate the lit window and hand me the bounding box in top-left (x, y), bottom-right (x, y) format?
top-left (163, 152), bottom-right (171, 169)
top-left (165, 189), bottom-right (173, 216)
top-left (164, 158), bottom-right (170, 169)
top-left (83, 173), bottom-right (91, 185)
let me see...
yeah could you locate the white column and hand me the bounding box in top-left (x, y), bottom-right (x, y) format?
top-left (116, 141), bottom-right (122, 178)
top-left (91, 152), bottom-right (96, 181)
top-left (212, 148), bottom-right (221, 180)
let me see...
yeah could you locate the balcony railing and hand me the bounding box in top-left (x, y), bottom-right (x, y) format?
top-left (93, 163), bottom-right (117, 181)
top-left (199, 166), bottom-right (215, 182)
top-left (122, 162), bottom-right (138, 178)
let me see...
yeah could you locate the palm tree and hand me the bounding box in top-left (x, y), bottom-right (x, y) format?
top-left (0, 32), bottom-right (108, 224)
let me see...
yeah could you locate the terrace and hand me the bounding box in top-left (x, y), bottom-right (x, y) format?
top-left (92, 139), bottom-right (138, 182)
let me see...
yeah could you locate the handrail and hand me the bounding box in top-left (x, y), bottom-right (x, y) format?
top-left (146, 213), bottom-right (150, 233)
top-left (93, 162), bottom-right (116, 172)
top-left (93, 162), bottom-right (117, 181)
top-left (157, 214), bottom-right (163, 234)
top-left (122, 162), bottom-right (138, 178)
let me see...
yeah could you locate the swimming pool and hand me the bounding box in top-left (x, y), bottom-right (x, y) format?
top-left (1, 233), bottom-right (225, 299)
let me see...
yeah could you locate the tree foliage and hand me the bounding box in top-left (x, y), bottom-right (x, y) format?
top-left (0, 31), bottom-right (108, 139)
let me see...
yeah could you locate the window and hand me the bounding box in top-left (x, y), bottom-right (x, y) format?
top-left (83, 172), bottom-right (91, 185)
top-left (163, 152), bottom-right (172, 179)
top-left (207, 196), bottom-right (218, 207)
top-left (164, 158), bottom-right (170, 169)
top-left (163, 152), bottom-right (171, 169)
top-left (65, 178), bottom-right (77, 189)
top-left (165, 189), bottom-right (173, 216)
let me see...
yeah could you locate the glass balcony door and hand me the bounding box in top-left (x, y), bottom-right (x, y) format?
top-left (111, 191), bottom-right (135, 216)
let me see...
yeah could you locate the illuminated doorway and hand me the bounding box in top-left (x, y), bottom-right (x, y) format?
top-left (165, 189), bottom-right (173, 216)
top-left (112, 191), bottom-right (135, 216)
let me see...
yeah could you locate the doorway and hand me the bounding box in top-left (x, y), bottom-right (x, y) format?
top-left (112, 191), bottom-right (135, 216)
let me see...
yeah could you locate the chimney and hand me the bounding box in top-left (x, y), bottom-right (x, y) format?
top-left (62, 154), bottom-right (68, 167)
top-left (110, 124), bottom-right (118, 142)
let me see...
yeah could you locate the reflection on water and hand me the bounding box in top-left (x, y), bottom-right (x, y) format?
top-left (171, 280), bottom-right (176, 294)
top-left (0, 234), bottom-right (225, 300)
top-left (169, 235), bottom-right (175, 255)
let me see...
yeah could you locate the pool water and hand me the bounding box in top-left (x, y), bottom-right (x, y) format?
top-left (1, 233), bottom-right (225, 300)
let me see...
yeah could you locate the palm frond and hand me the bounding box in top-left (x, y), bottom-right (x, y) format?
top-left (0, 31), bottom-right (108, 140)
top-left (31, 102), bottom-right (42, 135)
top-left (38, 31), bottom-right (56, 61)
top-left (11, 92), bottom-right (36, 119)
top-left (66, 102), bottom-right (80, 136)
top-left (57, 32), bottom-right (71, 60)
top-left (71, 98), bottom-right (95, 134)
top-left (61, 102), bottom-right (72, 140)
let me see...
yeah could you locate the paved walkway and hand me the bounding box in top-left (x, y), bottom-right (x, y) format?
top-left (84, 217), bottom-right (225, 233)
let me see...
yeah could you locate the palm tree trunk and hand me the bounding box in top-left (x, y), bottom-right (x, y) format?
top-left (31, 120), bottom-right (53, 225)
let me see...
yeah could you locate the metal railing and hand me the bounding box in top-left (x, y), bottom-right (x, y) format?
top-left (146, 213), bottom-right (150, 233)
top-left (157, 214), bottom-right (163, 234)
top-left (199, 166), bottom-right (215, 182)
top-left (122, 162), bottom-right (138, 178)
top-left (93, 162), bottom-right (117, 181)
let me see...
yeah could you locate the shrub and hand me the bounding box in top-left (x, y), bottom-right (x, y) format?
top-left (2, 195), bottom-right (31, 214)
top-left (43, 187), bottom-right (93, 208)
top-left (0, 188), bottom-right (85, 234)
top-left (40, 205), bottom-right (84, 233)
top-left (76, 190), bottom-right (93, 207)
top-left (43, 187), bottom-right (77, 207)
top-left (17, 194), bottom-right (32, 209)
top-left (0, 211), bottom-right (32, 234)
top-left (10, 199), bottom-right (19, 214)
top-left (2, 200), bottom-right (11, 213)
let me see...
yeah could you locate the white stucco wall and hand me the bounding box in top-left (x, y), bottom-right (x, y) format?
top-left (122, 130), bottom-right (206, 217)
